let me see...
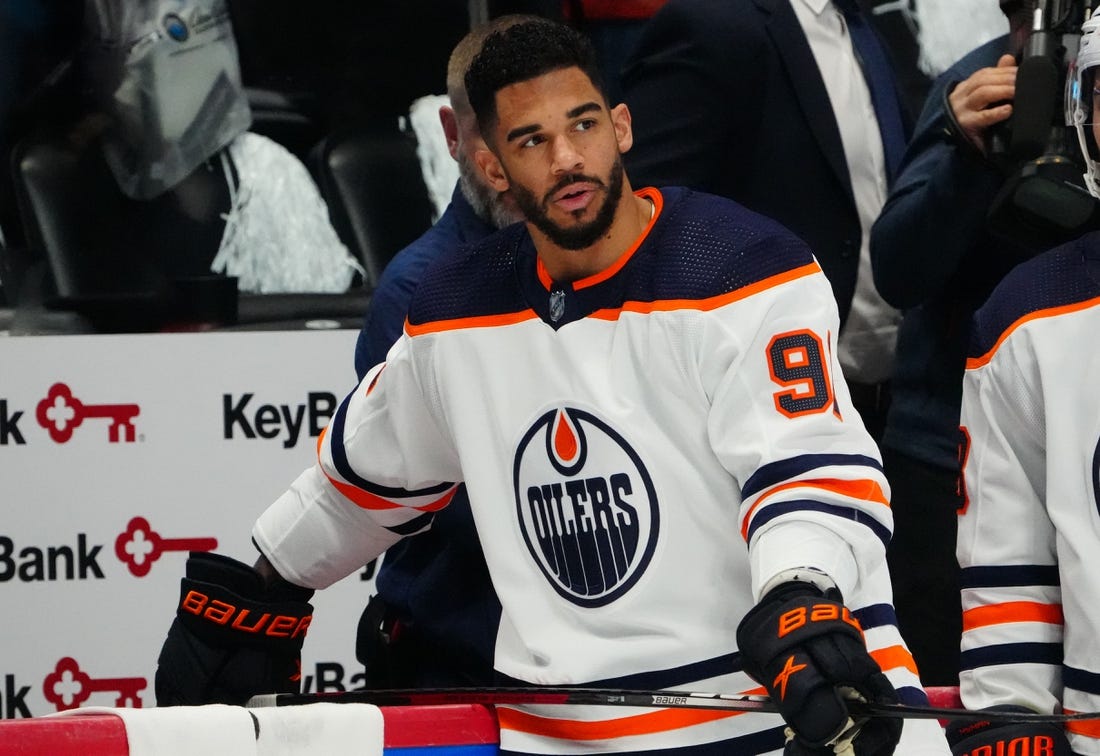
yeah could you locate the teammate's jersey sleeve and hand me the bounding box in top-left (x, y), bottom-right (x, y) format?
top-left (958, 321), bottom-right (1061, 714)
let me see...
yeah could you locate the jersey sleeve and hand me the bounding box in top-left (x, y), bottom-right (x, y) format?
top-left (957, 330), bottom-right (1062, 714)
top-left (701, 251), bottom-right (943, 711)
top-left (253, 337), bottom-right (462, 589)
top-left (701, 253), bottom-right (892, 603)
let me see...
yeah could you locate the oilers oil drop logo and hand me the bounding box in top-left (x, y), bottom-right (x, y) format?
top-left (513, 407), bottom-right (659, 607)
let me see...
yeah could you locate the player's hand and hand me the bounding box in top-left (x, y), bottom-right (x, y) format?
top-left (945, 708), bottom-right (1074, 756)
top-left (736, 582), bottom-right (901, 755)
top-left (947, 54), bottom-right (1017, 153)
top-left (155, 551), bottom-right (314, 706)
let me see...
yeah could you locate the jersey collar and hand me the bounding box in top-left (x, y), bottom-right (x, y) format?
top-left (535, 187), bottom-right (664, 292)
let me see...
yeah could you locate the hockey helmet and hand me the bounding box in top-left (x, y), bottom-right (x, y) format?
top-left (1071, 9), bottom-right (1100, 198)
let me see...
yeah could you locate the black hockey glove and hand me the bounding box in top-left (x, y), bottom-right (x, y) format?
top-left (155, 551), bottom-right (314, 706)
top-left (736, 582), bottom-right (902, 755)
top-left (946, 707), bottom-right (1075, 756)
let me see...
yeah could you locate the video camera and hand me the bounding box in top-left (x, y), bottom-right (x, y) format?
top-left (987, 0), bottom-right (1100, 250)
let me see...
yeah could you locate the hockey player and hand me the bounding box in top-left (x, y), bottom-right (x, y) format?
top-left (946, 10), bottom-right (1100, 756)
top-left (155, 18), bottom-right (948, 755)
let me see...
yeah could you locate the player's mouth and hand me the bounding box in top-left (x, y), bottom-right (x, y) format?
top-left (551, 182), bottom-right (599, 213)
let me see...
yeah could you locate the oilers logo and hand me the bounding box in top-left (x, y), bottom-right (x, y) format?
top-left (513, 407), bottom-right (659, 607)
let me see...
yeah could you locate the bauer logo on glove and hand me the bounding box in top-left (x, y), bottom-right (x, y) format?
top-left (180, 586), bottom-right (312, 640)
top-left (777, 602), bottom-right (863, 638)
top-left (736, 580), bottom-right (902, 755)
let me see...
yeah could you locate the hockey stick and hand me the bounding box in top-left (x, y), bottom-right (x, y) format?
top-left (246, 686), bottom-right (1100, 723)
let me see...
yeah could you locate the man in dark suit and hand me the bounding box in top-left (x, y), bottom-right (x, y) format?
top-left (621, 0), bottom-right (911, 441)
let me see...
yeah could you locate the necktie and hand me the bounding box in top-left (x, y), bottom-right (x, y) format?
top-left (833, 0), bottom-right (907, 180)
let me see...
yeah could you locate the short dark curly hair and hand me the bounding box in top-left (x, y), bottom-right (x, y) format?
top-left (464, 19), bottom-right (606, 142)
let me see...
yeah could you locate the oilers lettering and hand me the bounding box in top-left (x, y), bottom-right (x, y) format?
top-left (525, 475), bottom-right (639, 593)
top-left (514, 407), bottom-right (659, 607)
top-left (527, 476), bottom-right (638, 538)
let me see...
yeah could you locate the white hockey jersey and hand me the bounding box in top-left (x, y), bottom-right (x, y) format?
top-left (959, 232), bottom-right (1100, 755)
top-left (255, 187), bottom-right (947, 755)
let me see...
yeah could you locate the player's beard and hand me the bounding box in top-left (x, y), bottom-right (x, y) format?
top-left (458, 150), bottom-right (518, 230)
top-left (510, 156), bottom-right (624, 251)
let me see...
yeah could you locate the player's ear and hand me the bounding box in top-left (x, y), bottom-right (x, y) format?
top-left (475, 148), bottom-right (510, 192)
top-left (611, 103), bottom-right (633, 155)
top-left (439, 105), bottom-right (460, 161)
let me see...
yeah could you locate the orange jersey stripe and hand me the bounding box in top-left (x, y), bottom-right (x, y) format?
top-left (497, 705), bottom-right (742, 741)
top-left (962, 601), bottom-right (1064, 632)
top-left (323, 467), bottom-right (457, 512)
top-left (325, 471), bottom-right (456, 512)
top-left (317, 426), bottom-right (457, 512)
top-left (869, 645), bottom-right (919, 676)
top-left (592, 262), bottom-right (822, 321)
top-left (1066, 713), bottom-right (1100, 739)
top-left (405, 308), bottom-right (540, 339)
top-left (966, 295), bottom-right (1100, 369)
top-left (740, 477), bottom-right (889, 541)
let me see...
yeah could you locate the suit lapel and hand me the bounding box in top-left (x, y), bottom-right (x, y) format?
top-left (753, 0), bottom-right (855, 202)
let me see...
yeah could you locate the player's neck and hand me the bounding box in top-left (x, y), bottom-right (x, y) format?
top-left (533, 188), bottom-right (653, 284)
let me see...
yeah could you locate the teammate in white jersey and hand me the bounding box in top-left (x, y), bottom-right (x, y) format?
top-left (155, 18), bottom-right (948, 756)
top-left (949, 10), bottom-right (1100, 756)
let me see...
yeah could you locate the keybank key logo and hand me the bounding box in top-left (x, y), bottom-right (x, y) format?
top-left (115, 517), bottom-right (217, 577)
top-left (43, 657), bottom-right (146, 711)
top-left (35, 383), bottom-right (140, 443)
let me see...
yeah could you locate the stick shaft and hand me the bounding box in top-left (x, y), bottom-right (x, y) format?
top-left (249, 687), bottom-right (776, 713)
top-left (246, 686), bottom-right (1100, 723)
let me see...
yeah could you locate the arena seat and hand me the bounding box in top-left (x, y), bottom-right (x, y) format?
top-left (311, 123), bottom-right (436, 290)
top-left (245, 87), bottom-right (326, 165)
top-left (7, 131), bottom-right (370, 333)
top-left (10, 132), bottom-right (230, 321)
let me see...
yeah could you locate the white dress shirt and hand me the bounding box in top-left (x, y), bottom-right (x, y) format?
top-left (791, 0), bottom-right (901, 385)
